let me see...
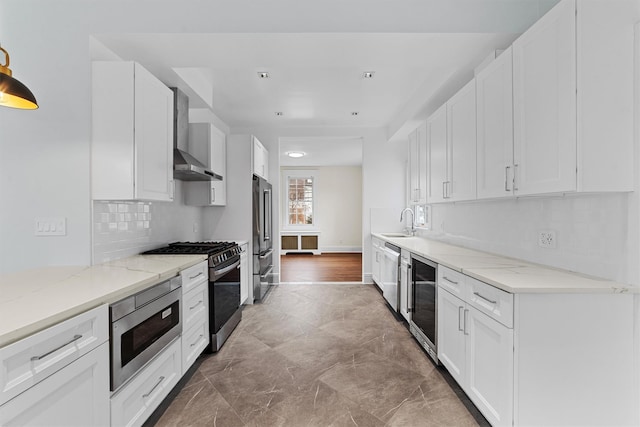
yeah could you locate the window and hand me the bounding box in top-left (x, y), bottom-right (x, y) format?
top-left (287, 176), bottom-right (314, 226)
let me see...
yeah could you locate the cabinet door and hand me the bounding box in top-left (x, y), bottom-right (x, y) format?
top-left (210, 126), bottom-right (227, 206)
top-left (0, 343), bottom-right (109, 427)
top-left (253, 137), bottom-right (268, 180)
top-left (134, 63), bottom-right (174, 201)
top-left (476, 48), bottom-right (514, 199)
top-left (426, 104), bottom-right (448, 203)
top-left (408, 123), bottom-right (427, 204)
top-left (465, 307), bottom-right (513, 427)
top-left (437, 289), bottom-right (466, 386)
top-left (512, 0), bottom-right (576, 196)
top-left (447, 79), bottom-right (477, 202)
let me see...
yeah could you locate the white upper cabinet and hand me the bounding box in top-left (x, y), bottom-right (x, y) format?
top-left (426, 104), bottom-right (448, 204)
top-left (447, 80), bottom-right (477, 202)
top-left (427, 80), bottom-right (477, 204)
top-left (185, 123), bottom-right (227, 206)
top-left (476, 48), bottom-right (514, 199)
top-left (407, 122), bottom-right (428, 204)
top-left (253, 136), bottom-right (269, 181)
top-left (512, 0), bottom-right (635, 195)
top-left (512, 0), bottom-right (576, 196)
top-left (92, 61), bottom-right (174, 202)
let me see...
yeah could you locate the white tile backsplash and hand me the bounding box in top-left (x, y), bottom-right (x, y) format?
top-left (422, 193), bottom-right (632, 283)
top-left (92, 181), bottom-right (205, 264)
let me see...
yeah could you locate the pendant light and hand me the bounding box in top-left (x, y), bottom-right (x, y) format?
top-left (0, 45), bottom-right (38, 110)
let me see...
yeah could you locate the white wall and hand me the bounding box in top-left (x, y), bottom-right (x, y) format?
top-left (281, 166), bottom-right (363, 252)
top-left (422, 193), bottom-right (633, 283)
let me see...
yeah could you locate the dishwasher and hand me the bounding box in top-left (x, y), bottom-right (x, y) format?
top-left (381, 242), bottom-right (401, 312)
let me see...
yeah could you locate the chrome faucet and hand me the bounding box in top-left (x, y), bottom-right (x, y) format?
top-left (400, 208), bottom-right (416, 236)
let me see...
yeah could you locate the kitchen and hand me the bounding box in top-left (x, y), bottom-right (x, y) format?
top-left (1, 0), bottom-right (640, 426)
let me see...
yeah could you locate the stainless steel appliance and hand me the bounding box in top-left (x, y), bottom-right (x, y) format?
top-left (409, 253), bottom-right (438, 363)
top-left (382, 242), bottom-right (401, 312)
top-left (253, 175), bottom-right (273, 301)
top-left (143, 241), bottom-right (242, 352)
top-left (109, 275), bottom-right (182, 391)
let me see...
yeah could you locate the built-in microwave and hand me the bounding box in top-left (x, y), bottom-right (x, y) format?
top-left (408, 253), bottom-right (438, 363)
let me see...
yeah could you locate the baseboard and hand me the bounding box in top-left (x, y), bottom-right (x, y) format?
top-left (319, 246), bottom-right (362, 253)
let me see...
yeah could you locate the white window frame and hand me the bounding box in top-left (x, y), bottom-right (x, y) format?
top-left (282, 169), bottom-right (318, 230)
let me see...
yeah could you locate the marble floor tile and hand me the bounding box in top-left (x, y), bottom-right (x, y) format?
top-left (152, 284), bottom-right (486, 427)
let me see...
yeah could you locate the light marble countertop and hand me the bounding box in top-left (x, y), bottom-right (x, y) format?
top-left (372, 233), bottom-right (635, 294)
top-left (0, 254), bottom-right (207, 348)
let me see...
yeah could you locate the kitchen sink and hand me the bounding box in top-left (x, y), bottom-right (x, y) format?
top-left (381, 233), bottom-right (412, 238)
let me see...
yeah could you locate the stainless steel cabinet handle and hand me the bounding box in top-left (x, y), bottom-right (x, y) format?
top-left (513, 164), bottom-right (519, 191)
top-left (458, 306), bottom-right (464, 332)
top-left (442, 181), bottom-right (446, 199)
top-left (143, 376), bottom-right (165, 398)
top-left (473, 291), bottom-right (497, 304)
top-left (463, 309), bottom-right (469, 335)
top-left (31, 334), bottom-right (83, 361)
top-left (443, 276), bottom-right (458, 285)
top-left (188, 272), bottom-right (204, 280)
top-left (505, 166), bottom-right (511, 192)
top-left (189, 300), bottom-right (203, 310)
top-left (190, 335), bottom-right (204, 347)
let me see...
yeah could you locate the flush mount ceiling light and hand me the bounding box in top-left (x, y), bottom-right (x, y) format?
top-left (0, 45), bottom-right (38, 110)
top-left (257, 72), bottom-right (269, 79)
top-left (286, 151), bottom-right (306, 158)
top-left (362, 71), bottom-right (375, 79)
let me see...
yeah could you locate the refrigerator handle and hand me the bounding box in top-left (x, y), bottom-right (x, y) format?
top-left (264, 188), bottom-right (272, 241)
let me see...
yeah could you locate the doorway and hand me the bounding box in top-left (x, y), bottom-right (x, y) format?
top-left (278, 137), bottom-right (363, 283)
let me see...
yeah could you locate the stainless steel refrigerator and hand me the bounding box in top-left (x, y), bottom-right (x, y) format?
top-left (252, 174), bottom-right (273, 301)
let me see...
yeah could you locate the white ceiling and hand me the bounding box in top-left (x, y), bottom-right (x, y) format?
top-left (95, 33), bottom-right (517, 131)
top-left (280, 137), bottom-right (363, 167)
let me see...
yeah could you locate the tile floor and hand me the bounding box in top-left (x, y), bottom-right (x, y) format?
top-left (153, 284), bottom-right (488, 426)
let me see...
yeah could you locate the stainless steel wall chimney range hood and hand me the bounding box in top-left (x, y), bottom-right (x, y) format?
top-left (171, 87), bottom-right (222, 181)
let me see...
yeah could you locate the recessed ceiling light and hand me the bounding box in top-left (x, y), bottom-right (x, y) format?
top-left (275, 112), bottom-right (283, 116)
top-left (258, 72), bottom-right (269, 79)
top-left (363, 71), bottom-right (375, 79)
top-left (351, 112), bottom-right (359, 116)
top-left (287, 151), bottom-right (306, 158)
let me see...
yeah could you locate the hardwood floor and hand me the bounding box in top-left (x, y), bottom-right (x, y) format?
top-left (280, 253), bottom-right (362, 282)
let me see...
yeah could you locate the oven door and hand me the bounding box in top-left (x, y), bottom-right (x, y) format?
top-left (210, 255), bottom-right (241, 334)
top-left (111, 287), bottom-right (181, 391)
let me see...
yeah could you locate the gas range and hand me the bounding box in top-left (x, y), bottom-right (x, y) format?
top-left (143, 241), bottom-right (242, 267)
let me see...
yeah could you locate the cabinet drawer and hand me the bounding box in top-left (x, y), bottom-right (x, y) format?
top-left (0, 342), bottom-right (110, 427)
top-left (467, 277), bottom-right (513, 328)
top-left (110, 338), bottom-right (181, 427)
top-left (438, 266), bottom-right (467, 299)
top-left (182, 319), bottom-right (209, 374)
top-left (183, 281), bottom-right (208, 330)
top-left (180, 261), bottom-right (208, 294)
top-left (0, 305), bottom-right (108, 405)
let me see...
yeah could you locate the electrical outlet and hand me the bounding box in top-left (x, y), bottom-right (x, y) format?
top-left (538, 230), bottom-right (557, 248)
top-left (35, 217), bottom-right (66, 236)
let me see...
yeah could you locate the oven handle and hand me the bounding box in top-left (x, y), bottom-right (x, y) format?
top-left (212, 259), bottom-right (241, 281)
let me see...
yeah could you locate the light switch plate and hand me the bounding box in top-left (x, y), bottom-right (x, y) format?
top-left (35, 217), bottom-right (67, 236)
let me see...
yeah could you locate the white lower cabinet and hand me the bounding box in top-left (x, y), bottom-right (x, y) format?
top-left (437, 267), bottom-right (513, 426)
top-left (399, 249), bottom-right (411, 322)
top-left (371, 237), bottom-right (383, 289)
top-left (180, 263), bottom-right (210, 374)
top-left (110, 338), bottom-right (181, 427)
top-left (0, 342), bottom-right (110, 426)
top-left (240, 243), bottom-right (249, 305)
